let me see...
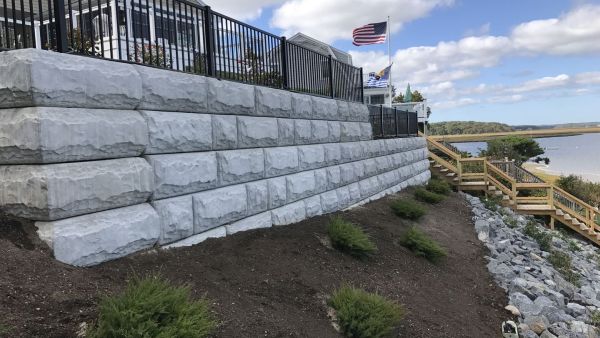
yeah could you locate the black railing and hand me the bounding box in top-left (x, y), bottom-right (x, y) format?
top-left (368, 105), bottom-right (418, 139)
top-left (0, 0), bottom-right (363, 102)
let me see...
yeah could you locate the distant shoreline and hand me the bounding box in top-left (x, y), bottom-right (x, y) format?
top-left (430, 127), bottom-right (600, 143)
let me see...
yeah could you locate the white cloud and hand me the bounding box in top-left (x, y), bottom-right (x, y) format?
top-left (204, 0), bottom-right (284, 21)
top-left (271, 0), bottom-right (453, 43)
top-left (510, 74), bottom-right (571, 93)
top-left (464, 23), bottom-right (490, 37)
top-left (432, 98), bottom-right (479, 109)
top-left (574, 72), bottom-right (600, 85)
top-left (487, 94), bottom-right (524, 104)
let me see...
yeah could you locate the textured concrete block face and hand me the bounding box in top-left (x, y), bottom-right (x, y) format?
top-left (162, 226), bottom-right (226, 249)
top-left (340, 142), bottom-right (363, 162)
top-left (339, 163), bottom-right (355, 185)
top-left (291, 93), bottom-right (313, 119)
top-left (353, 161), bottom-right (366, 180)
top-left (226, 211), bottom-right (272, 235)
top-left (193, 185), bottom-right (247, 232)
top-left (320, 190), bottom-right (339, 214)
top-left (340, 122), bottom-right (362, 142)
top-left (304, 195), bottom-right (323, 217)
top-left (212, 115), bottom-right (237, 150)
top-left (0, 158), bottom-right (153, 220)
top-left (0, 49), bottom-right (142, 109)
top-left (137, 66), bottom-right (208, 112)
top-left (326, 166), bottom-right (341, 190)
top-left (152, 195), bottom-right (193, 245)
top-left (323, 143), bottom-right (342, 165)
top-left (0, 107), bottom-right (148, 164)
top-left (255, 86), bottom-right (292, 117)
top-left (246, 181), bottom-right (268, 215)
top-left (363, 158), bottom-right (378, 177)
top-left (146, 152), bottom-right (217, 199)
top-left (267, 177), bottom-right (287, 209)
top-left (238, 116), bottom-right (279, 148)
top-left (38, 204), bottom-right (160, 266)
top-left (142, 111), bottom-right (211, 154)
top-left (311, 96), bottom-right (339, 120)
top-left (376, 156), bottom-right (391, 174)
top-left (327, 121), bottom-right (341, 142)
top-left (348, 102), bottom-right (370, 122)
top-left (286, 171), bottom-right (316, 202)
top-left (337, 100), bottom-right (351, 121)
top-left (347, 183), bottom-right (361, 204)
top-left (359, 122), bottom-right (373, 141)
top-left (336, 186), bottom-right (351, 209)
top-left (207, 78), bottom-right (255, 115)
top-left (294, 119), bottom-right (312, 144)
top-left (298, 145), bottom-right (326, 170)
top-left (310, 120), bottom-right (330, 144)
top-left (265, 147), bottom-right (299, 177)
top-left (271, 201), bottom-right (306, 226)
top-left (277, 118), bottom-right (295, 146)
top-left (217, 148), bottom-right (264, 185)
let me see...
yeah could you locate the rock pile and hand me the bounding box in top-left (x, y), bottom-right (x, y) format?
top-left (464, 193), bottom-right (600, 338)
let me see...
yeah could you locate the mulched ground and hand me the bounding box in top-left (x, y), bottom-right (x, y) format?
top-left (0, 190), bottom-right (510, 337)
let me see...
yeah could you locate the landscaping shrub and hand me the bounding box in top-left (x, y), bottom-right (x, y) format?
top-left (480, 196), bottom-right (502, 211)
top-left (390, 199), bottom-right (426, 220)
top-left (329, 285), bottom-right (404, 338)
top-left (523, 222), bottom-right (553, 252)
top-left (426, 179), bottom-right (451, 195)
top-left (590, 310), bottom-right (600, 327)
top-left (414, 188), bottom-right (445, 204)
top-left (548, 251), bottom-right (581, 287)
top-left (399, 227), bottom-right (446, 262)
top-left (327, 217), bottom-right (377, 257)
top-left (88, 276), bottom-right (216, 338)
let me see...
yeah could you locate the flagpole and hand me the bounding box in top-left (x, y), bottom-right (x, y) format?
top-left (387, 16), bottom-right (392, 107)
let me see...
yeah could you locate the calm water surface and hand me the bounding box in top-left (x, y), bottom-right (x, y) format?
top-left (452, 133), bottom-right (600, 183)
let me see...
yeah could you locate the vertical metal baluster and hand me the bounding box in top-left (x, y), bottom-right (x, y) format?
top-left (159, 0), bottom-right (165, 67)
top-left (165, 0), bottom-right (171, 67)
top-left (65, 0), bottom-right (72, 49)
top-left (184, 4), bottom-right (190, 72)
top-left (151, 0), bottom-right (157, 64)
top-left (143, 0), bottom-right (150, 64)
top-left (76, 0), bottom-right (82, 52)
top-left (136, 0), bottom-right (144, 63)
top-left (124, 0), bottom-right (130, 59)
top-left (116, 0), bottom-right (122, 60)
top-left (28, 0), bottom-right (35, 47)
top-left (173, 0), bottom-right (179, 70)
top-left (97, 0), bottom-right (105, 56)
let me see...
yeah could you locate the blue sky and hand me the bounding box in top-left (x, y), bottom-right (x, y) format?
top-left (206, 0), bottom-right (600, 125)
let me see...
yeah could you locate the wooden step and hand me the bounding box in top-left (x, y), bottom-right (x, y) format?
top-left (461, 181), bottom-right (486, 186)
top-left (440, 168), bottom-right (449, 173)
top-left (580, 224), bottom-right (589, 231)
top-left (453, 177), bottom-right (459, 182)
top-left (572, 219), bottom-right (581, 226)
top-left (516, 204), bottom-right (554, 211)
top-left (494, 191), bottom-right (503, 196)
top-left (488, 185), bottom-right (496, 191)
top-left (502, 195), bottom-right (510, 201)
top-left (596, 233), bottom-right (600, 241)
top-left (429, 160), bottom-right (435, 164)
top-left (433, 164), bottom-right (442, 168)
top-left (564, 214), bottom-right (572, 220)
top-left (446, 172), bottom-right (456, 177)
top-left (556, 209), bottom-right (564, 216)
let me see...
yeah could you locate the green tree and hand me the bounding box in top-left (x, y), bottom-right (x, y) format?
top-left (480, 136), bottom-right (544, 165)
top-left (392, 93), bottom-right (404, 103)
top-left (556, 175), bottom-right (600, 208)
top-left (411, 90), bottom-right (425, 102)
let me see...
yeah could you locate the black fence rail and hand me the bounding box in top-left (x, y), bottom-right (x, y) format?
top-left (0, 0), bottom-right (363, 102)
top-left (368, 105), bottom-right (418, 139)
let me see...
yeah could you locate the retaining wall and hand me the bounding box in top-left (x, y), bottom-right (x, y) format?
top-left (0, 48), bottom-right (430, 266)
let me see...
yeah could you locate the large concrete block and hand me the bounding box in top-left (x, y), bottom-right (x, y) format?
top-left (337, 100), bottom-right (351, 121)
top-left (255, 86), bottom-right (292, 117)
top-left (265, 147), bottom-right (299, 177)
top-left (271, 201), bottom-right (306, 226)
top-left (277, 118), bottom-right (295, 146)
top-left (347, 182), bottom-right (362, 204)
top-left (353, 161), bottom-right (366, 180)
top-left (336, 186), bottom-right (352, 209)
top-left (375, 156), bottom-right (392, 174)
top-left (142, 111), bottom-right (212, 154)
top-left (326, 166), bottom-right (341, 190)
top-left (207, 78), bottom-right (255, 115)
top-left (237, 116), bottom-right (279, 148)
top-left (298, 144), bottom-right (326, 170)
top-left (323, 143), bottom-right (342, 165)
top-left (226, 211), bottom-right (272, 235)
top-left (340, 122), bottom-right (362, 142)
top-left (137, 66), bottom-right (208, 112)
top-left (339, 163), bottom-right (356, 185)
top-left (162, 226), bottom-right (226, 249)
top-left (294, 119), bottom-right (312, 144)
top-left (314, 168), bottom-right (327, 193)
top-left (363, 158), bottom-right (378, 177)
top-left (193, 184), bottom-right (247, 233)
top-left (304, 195), bottom-right (323, 217)
top-left (320, 190), bottom-right (339, 214)
top-left (310, 120), bottom-right (330, 144)
top-left (327, 121), bottom-right (341, 142)
top-left (291, 93), bottom-right (313, 119)
top-left (359, 122), bottom-right (373, 141)
top-left (286, 171), bottom-right (316, 202)
top-left (311, 96), bottom-right (339, 120)
top-left (246, 180), bottom-right (268, 215)
top-left (217, 148), bottom-right (264, 185)
top-left (348, 102), bottom-right (370, 122)
top-left (0, 49), bottom-right (142, 109)
top-left (36, 204), bottom-right (160, 266)
top-left (0, 107), bottom-right (147, 164)
top-left (267, 177), bottom-right (287, 209)
top-left (152, 195), bottom-right (193, 245)
top-left (212, 115), bottom-right (237, 150)
top-left (146, 152), bottom-right (217, 199)
top-left (0, 158), bottom-right (153, 221)
top-left (340, 142), bottom-right (363, 162)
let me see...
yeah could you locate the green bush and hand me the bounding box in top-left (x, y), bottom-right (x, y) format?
top-left (548, 251), bottom-right (581, 287)
top-left (327, 217), bottom-right (377, 257)
top-left (590, 310), bottom-right (600, 327)
top-left (399, 227), bottom-right (446, 262)
top-left (426, 179), bottom-right (451, 195)
top-left (480, 196), bottom-right (502, 211)
top-left (390, 199), bottom-right (426, 220)
top-left (523, 222), bottom-right (553, 252)
top-left (414, 188), bottom-right (445, 204)
top-left (329, 286), bottom-right (404, 338)
top-left (88, 276), bottom-right (216, 338)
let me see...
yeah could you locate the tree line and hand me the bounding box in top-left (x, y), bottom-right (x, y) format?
top-left (429, 121), bottom-right (514, 135)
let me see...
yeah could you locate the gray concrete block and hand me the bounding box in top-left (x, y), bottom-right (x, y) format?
top-left (326, 166), bottom-right (341, 190)
top-left (0, 107), bottom-right (147, 164)
top-left (0, 158), bottom-right (153, 221)
top-left (353, 161), bottom-right (366, 180)
top-left (323, 143), bottom-right (342, 165)
top-left (217, 148), bottom-right (264, 185)
top-left (286, 171), bottom-right (317, 202)
top-left (265, 146), bottom-right (299, 177)
top-left (277, 118), bottom-right (295, 146)
top-left (146, 152), bottom-right (217, 199)
top-left (385, 139), bottom-right (400, 153)
top-left (246, 180), bottom-right (268, 215)
top-left (336, 186), bottom-right (351, 208)
top-left (237, 116), bottom-right (279, 148)
top-left (347, 182), bottom-right (362, 204)
top-left (291, 93), bottom-right (313, 119)
top-left (226, 211), bottom-right (272, 235)
top-left (314, 168), bottom-right (328, 193)
top-left (267, 177), bottom-right (287, 209)
top-left (363, 158), bottom-right (378, 177)
top-left (311, 96), bottom-right (339, 120)
top-left (294, 119), bottom-right (312, 144)
top-left (304, 195), bottom-right (323, 217)
top-left (255, 86), bottom-right (292, 117)
top-left (298, 144), bottom-right (326, 170)
top-left (207, 78), bottom-right (255, 115)
top-left (348, 102), bottom-right (370, 122)
top-left (320, 190), bottom-right (339, 214)
top-left (162, 226), bottom-right (226, 249)
top-left (152, 195), bottom-right (193, 245)
top-left (359, 122), bottom-right (373, 141)
top-left (36, 203), bottom-right (160, 266)
top-left (0, 49), bottom-right (142, 109)
top-left (137, 65), bottom-right (208, 112)
top-left (340, 142), bottom-right (363, 162)
top-left (142, 111), bottom-right (212, 154)
top-left (271, 201), bottom-right (306, 226)
top-left (340, 122), bottom-right (362, 142)
top-left (375, 156), bottom-right (391, 174)
top-left (310, 120), bottom-right (330, 143)
top-left (212, 115), bottom-right (237, 150)
top-left (328, 121), bottom-right (341, 142)
top-left (339, 163), bottom-right (356, 185)
top-left (337, 100), bottom-right (350, 121)
top-left (193, 184), bottom-right (247, 233)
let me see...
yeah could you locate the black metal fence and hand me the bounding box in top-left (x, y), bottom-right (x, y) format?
top-left (368, 105), bottom-right (418, 138)
top-left (0, 0), bottom-right (363, 102)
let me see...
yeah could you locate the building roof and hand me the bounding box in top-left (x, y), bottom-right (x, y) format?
top-left (288, 33), bottom-right (353, 65)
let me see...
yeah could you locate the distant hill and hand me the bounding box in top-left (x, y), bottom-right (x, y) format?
top-left (429, 121), bottom-right (514, 135)
top-left (513, 122), bottom-right (600, 131)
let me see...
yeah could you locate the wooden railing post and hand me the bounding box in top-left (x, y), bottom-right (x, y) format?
top-left (547, 186), bottom-right (554, 208)
top-left (457, 160), bottom-right (462, 184)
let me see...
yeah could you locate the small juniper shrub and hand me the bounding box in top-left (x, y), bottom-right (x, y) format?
top-left (0, 324), bottom-right (10, 336)
top-left (327, 217), bottom-right (377, 258)
top-left (329, 285), bottom-right (405, 338)
top-left (590, 310), bottom-right (600, 327)
top-left (556, 228), bottom-right (581, 252)
top-left (503, 216), bottom-right (519, 229)
top-left (414, 188), bottom-right (445, 204)
top-left (87, 276), bottom-right (217, 338)
top-left (548, 250), bottom-right (581, 287)
top-left (399, 226), bottom-right (447, 263)
top-left (480, 195), bottom-right (502, 211)
top-left (426, 179), bottom-right (451, 195)
top-left (523, 222), bottom-right (553, 252)
top-left (390, 199), bottom-right (427, 220)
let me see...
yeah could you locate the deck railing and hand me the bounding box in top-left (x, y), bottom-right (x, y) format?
top-left (0, 0), bottom-right (364, 102)
top-left (368, 105), bottom-right (418, 139)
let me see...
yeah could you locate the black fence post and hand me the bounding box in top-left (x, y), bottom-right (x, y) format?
top-left (328, 55), bottom-right (334, 98)
top-left (53, 0), bottom-right (68, 52)
top-left (379, 104), bottom-right (384, 138)
top-left (394, 107), bottom-right (399, 137)
top-left (406, 112), bottom-right (410, 137)
top-left (280, 36), bottom-right (289, 90)
top-left (203, 6), bottom-right (216, 77)
top-left (359, 67), bottom-right (364, 103)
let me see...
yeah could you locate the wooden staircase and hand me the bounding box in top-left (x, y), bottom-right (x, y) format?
top-left (426, 136), bottom-right (600, 247)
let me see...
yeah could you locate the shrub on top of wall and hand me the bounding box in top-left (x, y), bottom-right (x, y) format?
top-left (88, 276), bottom-right (217, 338)
top-left (327, 217), bottom-right (377, 258)
top-left (414, 188), bottom-right (445, 204)
top-left (390, 199), bottom-right (427, 220)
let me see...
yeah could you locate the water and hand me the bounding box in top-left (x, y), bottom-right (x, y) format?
top-left (452, 133), bottom-right (600, 183)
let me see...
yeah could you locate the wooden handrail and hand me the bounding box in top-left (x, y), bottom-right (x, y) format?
top-left (426, 138), bottom-right (461, 161)
top-left (429, 151), bottom-right (458, 173)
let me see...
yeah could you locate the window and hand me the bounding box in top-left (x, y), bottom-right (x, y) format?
top-left (132, 9), bottom-right (150, 40)
top-left (78, 7), bottom-right (112, 40)
top-left (370, 94), bottom-right (384, 105)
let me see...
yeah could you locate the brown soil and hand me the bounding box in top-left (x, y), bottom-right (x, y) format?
top-left (0, 191), bottom-right (510, 338)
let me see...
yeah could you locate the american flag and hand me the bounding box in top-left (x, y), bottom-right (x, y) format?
top-left (352, 22), bottom-right (387, 46)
